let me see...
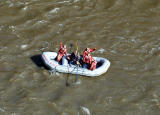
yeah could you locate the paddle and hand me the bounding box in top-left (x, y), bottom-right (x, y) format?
top-left (75, 41), bottom-right (79, 82)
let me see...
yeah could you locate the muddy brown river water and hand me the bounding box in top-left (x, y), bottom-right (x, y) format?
top-left (0, 0), bottom-right (160, 115)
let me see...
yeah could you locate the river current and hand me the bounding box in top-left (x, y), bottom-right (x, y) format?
top-left (0, 0), bottom-right (160, 115)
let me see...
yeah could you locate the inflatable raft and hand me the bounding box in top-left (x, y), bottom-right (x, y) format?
top-left (41, 52), bottom-right (110, 77)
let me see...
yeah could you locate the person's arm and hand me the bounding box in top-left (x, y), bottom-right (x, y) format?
top-left (90, 48), bottom-right (97, 52)
top-left (60, 42), bottom-right (63, 49)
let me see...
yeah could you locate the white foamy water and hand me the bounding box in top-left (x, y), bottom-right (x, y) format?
top-left (97, 48), bottom-right (105, 53)
top-left (21, 44), bottom-right (28, 49)
top-left (49, 8), bottom-right (60, 14)
top-left (80, 106), bottom-right (91, 115)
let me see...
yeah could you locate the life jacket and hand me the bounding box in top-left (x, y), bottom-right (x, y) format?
top-left (83, 48), bottom-right (95, 64)
top-left (89, 60), bottom-right (97, 70)
top-left (57, 43), bottom-right (67, 62)
top-left (58, 47), bottom-right (67, 56)
top-left (83, 50), bottom-right (89, 64)
top-left (83, 48), bottom-right (97, 70)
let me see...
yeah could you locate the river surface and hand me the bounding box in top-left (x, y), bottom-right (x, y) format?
top-left (0, 0), bottom-right (160, 115)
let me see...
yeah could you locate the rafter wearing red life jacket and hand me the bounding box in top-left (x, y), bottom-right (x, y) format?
top-left (89, 58), bottom-right (97, 70)
top-left (83, 48), bottom-right (97, 70)
top-left (57, 42), bottom-right (67, 62)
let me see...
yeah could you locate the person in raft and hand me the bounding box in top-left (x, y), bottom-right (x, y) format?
top-left (83, 47), bottom-right (97, 70)
top-left (57, 42), bottom-right (67, 62)
top-left (67, 50), bottom-right (82, 67)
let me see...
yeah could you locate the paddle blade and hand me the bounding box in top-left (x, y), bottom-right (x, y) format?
top-left (75, 41), bottom-right (78, 51)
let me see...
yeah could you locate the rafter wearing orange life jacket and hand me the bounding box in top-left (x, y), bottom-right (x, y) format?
top-left (83, 48), bottom-right (97, 70)
top-left (57, 42), bottom-right (67, 62)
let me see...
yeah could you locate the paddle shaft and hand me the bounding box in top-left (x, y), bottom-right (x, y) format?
top-left (75, 41), bottom-right (79, 82)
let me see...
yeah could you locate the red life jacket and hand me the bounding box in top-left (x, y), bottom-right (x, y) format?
top-left (83, 50), bottom-right (89, 64)
top-left (83, 48), bottom-right (96, 64)
top-left (58, 47), bottom-right (67, 56)
top-left (57, 43), bottom-right (67, 62)
top-left (89, 60), bottom-right (97, 70)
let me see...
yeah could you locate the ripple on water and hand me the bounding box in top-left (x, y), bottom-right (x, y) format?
top-left (49, 8), bottom-right (60, 14)
top-left (0, 108), bottom-right (5, 112)
top-left (22, 6), bottom-right (28, 11)
top-left (20, 44), bottom-right (28, 49)
top-left (0, 46), bottom-right (8, 52)
top-left (80, 106), bottom-right (91, 115)
top-left (45, 7), bottom-right (60, 17)
top-left (97, 48), bottom-right (105, 53)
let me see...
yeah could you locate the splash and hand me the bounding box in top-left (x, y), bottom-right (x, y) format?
top-left (97, 48), bottom-right (105, 53)
top-left (80, 106), bottom-right (91, 115)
